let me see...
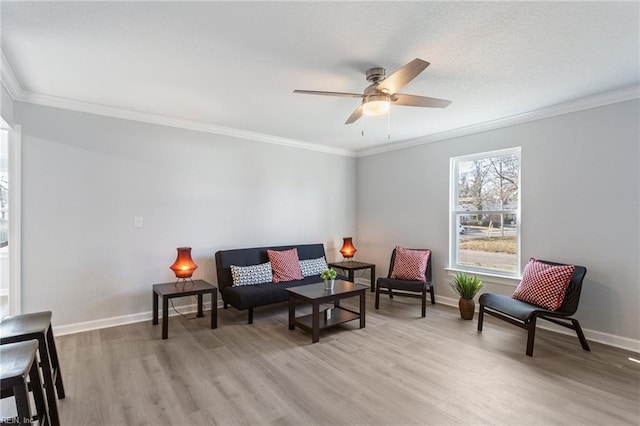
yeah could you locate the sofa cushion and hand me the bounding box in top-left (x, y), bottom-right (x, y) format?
top-left (299, 256), bottom-right (328, 277)
top-left (390, 247), bottom-right (431, 281)
top-left (512, 258), bottom-right (575, 311)
top-left (230, 262), bottom-right (272, 286)
top-left (267, 248), bottom-right (304, 283)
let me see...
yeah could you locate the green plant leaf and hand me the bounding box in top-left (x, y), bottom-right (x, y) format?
top-left (449, 272), bottom-right (484, 299)
top-left (320, 268), bottom-right (337, 280)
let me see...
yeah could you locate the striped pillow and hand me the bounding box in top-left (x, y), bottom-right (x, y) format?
top-left (267, 248), bottom-right (304, 283)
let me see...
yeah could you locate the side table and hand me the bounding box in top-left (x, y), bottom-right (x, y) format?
top-left (152, 279), bottom-right (218, 339)
top-left (328, 261), bottom-right (376, 292)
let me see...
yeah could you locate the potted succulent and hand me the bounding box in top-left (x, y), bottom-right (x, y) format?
top-left (449, 272), bottom-right (484, 320)
top-left (321, 268), bottom-right (337, 290)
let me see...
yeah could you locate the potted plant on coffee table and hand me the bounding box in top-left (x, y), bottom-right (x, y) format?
top-left (321, 268), bottom-right (337, 290)
top-left (449, 272), bottom-right (484, 320)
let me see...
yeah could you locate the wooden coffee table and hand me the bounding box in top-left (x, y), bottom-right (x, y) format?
top-left (286, 281), bottom-right (368, 343)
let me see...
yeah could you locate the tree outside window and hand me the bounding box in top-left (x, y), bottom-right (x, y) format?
top-left (450, 148), bottom-right (521, 275)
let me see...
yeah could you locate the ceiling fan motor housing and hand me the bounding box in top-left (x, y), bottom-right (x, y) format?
top-left (365, 67), bottom-right (386, 83)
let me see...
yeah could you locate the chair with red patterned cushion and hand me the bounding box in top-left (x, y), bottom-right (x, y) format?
top-left (375, 247), bottom-right (433, 317)
top-left (477, 259), bottom-right (590, 357)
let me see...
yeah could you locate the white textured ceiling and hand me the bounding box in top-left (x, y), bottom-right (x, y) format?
top-left (1, 1), bottom-right (639, 152)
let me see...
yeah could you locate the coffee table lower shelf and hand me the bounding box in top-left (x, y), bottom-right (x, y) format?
top-left (292, 307), bottom-right (360, 331)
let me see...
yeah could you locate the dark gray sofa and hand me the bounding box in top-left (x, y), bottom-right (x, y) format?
top-left (215, 243), bottom-right (346, 324)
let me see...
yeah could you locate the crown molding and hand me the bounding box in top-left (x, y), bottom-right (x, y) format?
top-left (14, 91), bottom-right (356, 157)
top-left (356, 85), bottom-right (640, 158)
top-left (0, 52), bottom-right (22, 99)
top-left (0, 46), bottom-right (355, 158)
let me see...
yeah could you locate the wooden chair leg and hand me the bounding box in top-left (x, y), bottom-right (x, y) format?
top-left (571, 319), bottom-right (591, 351)
top-left (429, 287), bottom-right (435, 304)
top-left (46, 327), bottom-right (65, 399)
top-left (248, 308), bottom-right (253, 324)
top-left (421, 289), bottom-right (426, 318)
top-left (37, 335), bottom-right (60, 425)
top-left (375, 284), bottom-right (380, 310)
top-left (13, 382), bottom-right (32, 426)
top-left (223, 302), bottom-right (228, 309)
top-left (29, 359), bottom-right (49, 426)
top-left (477, 304), bottom-right (484, 331)
top-left (388, 289), bottom-right (393, 299)
top-left (526, 317), bottom-right (537, 356)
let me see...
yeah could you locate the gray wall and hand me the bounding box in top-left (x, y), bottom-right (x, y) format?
top-left (15, 102), bottom-right (357, 327)
top-left (357, 99), bottom-right (640, 342)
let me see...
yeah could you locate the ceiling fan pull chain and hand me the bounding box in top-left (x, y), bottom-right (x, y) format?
top-left (387, 108), bottom-right (391, 139)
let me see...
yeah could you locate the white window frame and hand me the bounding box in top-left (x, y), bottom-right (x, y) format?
top-left (1, 117), bottom-right (21, 315)
top-left (449, 147), bottom-right (521, 279)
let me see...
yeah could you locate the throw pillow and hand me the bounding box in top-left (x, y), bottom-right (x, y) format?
top-left (512, 258), bottom-right (576, 310)
top-left (267, 248), bottom-right (304, 283)
top-left (299, 256), bottom-right (328, 277)
top-left (230, 262), bottom-right (273, 286)
top-left (390, 247), bottom-right (431, 281)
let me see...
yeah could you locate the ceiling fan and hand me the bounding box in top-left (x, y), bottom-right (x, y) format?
top-left (293, 58), bottom-right (451, 125)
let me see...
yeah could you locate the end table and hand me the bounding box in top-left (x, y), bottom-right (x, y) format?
top-left (152, 279), bottom-right (218, 339)
top-left (328, 261), bottom-right (376, 292)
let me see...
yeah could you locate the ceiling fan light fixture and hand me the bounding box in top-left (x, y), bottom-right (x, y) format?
top-left (362, 94), bottom-right (390, 116)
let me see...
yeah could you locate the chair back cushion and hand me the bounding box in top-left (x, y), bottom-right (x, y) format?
top-left (512, 258), bottom-right (576, 311)
top-left (389, 247), bottom-right (431, 281)
top-left (267, 248), bottom-right (304, 283)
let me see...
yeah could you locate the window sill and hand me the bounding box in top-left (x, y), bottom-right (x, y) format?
top-left (445, 267), bottom-right (521, 287)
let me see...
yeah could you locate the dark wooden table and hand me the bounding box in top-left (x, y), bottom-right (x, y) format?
top-left (286, 281), bottom-right (368, 343)
top-left (328, 260), bottom-right (376, 292)
top-left (152, 279), bottom-right (217, 339)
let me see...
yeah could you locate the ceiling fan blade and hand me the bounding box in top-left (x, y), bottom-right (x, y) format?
top-left (345, 104), bottom-right (363, 124)
top-left (293, 90), bottom-right (364, 98)
top-left (391, 93), bottom-right (451, 108)
top-left (375, 58), bottom-right (430, 94)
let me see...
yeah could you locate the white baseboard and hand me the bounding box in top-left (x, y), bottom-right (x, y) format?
top-left (436, 295), bottom-right (640, 354)
top-left (54, 301), bottom-right (214, 336)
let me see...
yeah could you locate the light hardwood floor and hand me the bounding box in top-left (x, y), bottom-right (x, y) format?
top-left (53, 293), bottom-right (639, 425)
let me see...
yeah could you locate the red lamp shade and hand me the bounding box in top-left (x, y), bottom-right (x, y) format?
top-left (170, 247), bottom-right (198, 279)
top-left (339, 237), bottom-right (357, 259)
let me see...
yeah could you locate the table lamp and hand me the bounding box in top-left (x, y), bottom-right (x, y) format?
top-left (339, 237), bottom-right (357, 260)
top-left (170, 247), bottom-right (198, 286)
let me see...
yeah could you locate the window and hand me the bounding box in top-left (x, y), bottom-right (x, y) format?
top-left (450, 147), bottom-right (521, 276)
top-left (0, 118), bottom-right (21, 317)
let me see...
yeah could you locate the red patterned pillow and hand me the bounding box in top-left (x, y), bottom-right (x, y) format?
top-left (390, 247), bottom-right (431, 281)
top-left (267, 248), bottom-right (304, 283)
top-left (512, 258), bottom-right (575, 310)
